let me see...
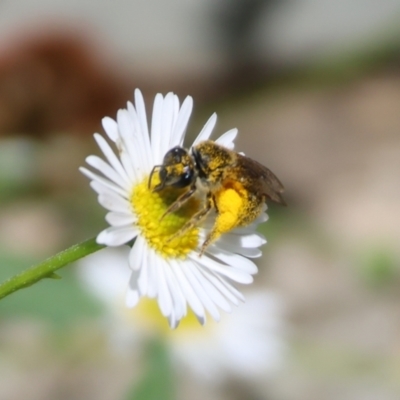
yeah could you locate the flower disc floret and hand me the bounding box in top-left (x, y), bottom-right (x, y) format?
top-left (131, 178), bottom-right (200, 258)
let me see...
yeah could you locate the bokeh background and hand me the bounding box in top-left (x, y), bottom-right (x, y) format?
top-left (1, 1), bottom-right (400, 399)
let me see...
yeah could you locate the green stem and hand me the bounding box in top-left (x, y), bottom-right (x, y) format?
top-left (0, 237), bottom-right (104, 300)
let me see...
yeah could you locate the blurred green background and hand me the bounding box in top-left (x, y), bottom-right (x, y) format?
top-left (1, 1), bottom-right (400, 399)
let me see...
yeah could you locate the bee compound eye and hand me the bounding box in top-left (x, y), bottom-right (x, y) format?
top-left (164, 146), bottom-right (186, 164)
top-left (173, 147), bottom-right (187, 162)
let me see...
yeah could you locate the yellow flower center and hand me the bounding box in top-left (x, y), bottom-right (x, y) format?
top-left (131, 176), bottom-right (200, 258)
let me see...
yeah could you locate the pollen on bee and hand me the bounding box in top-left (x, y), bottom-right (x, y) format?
top-left (214, 186), bottom-right (244, 234)
top-left (131, 176), bottom-right (201, 258)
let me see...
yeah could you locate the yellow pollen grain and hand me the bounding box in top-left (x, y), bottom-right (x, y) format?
top-left (214, 187), bottom-right (244, 233)
top-left (131, 176), bottom-right (200, 258)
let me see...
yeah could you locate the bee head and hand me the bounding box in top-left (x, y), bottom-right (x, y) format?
top-left (149, 146), bottom-right (195, 191)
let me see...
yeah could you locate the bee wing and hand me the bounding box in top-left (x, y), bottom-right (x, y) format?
top-left (237, 155), bottom-right (286, 206)
top-left (259, 166), bottom-right (286, 206)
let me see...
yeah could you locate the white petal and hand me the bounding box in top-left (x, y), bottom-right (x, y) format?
top-left (163, 261), bottom-right (187, 320)
top-left (156, 261), bottom-right (173, 317)
top-left (159, 93), bottom-right (175, 156)
top-left (93, 133), bottom-right (131, 187)
top-left (88, 180), bottom-right (129, 205)
top-left (198, 269), bottom-right (243, 306)
top-left (170, 95), bottom-right (193, 147)
top-left (183, 262), bottom-right (221, 321)
top-left (126, 288), bottom-right (140, 308)
top-left (255, 212), bottom-right (269, 224)
top-left (118, 147), bottom-right (138, 183)
top-left (150, 93), bottom-right (164, 164)
top-left (216, 241), bottom-right (263, 258)
top-left (192, 113), bottom-right (217, 146)
top-left (218, 278), bottom-right (245, 303)
top-left (221, 232), bottom-right (267, 248)
top-left (197, 313), bottom-right (206, 325)
top-left (97, 226), bottom-right (138, 246)
top-left (137, 253), bottom-right (149, 296)
top-left (121, 105), bottom-right (152, 179)
top-left (192, 254), bottom-right (253, 284)
top-left (98, 192), bottom-right (132, 213)
top-left (126, 268), bottom-right (141, 307)
top-left (80, 167), bottom-right (128, 199)
top-left (191, 266), bottom-right (232, 313)
top-left (98, 120), bottom-right (138, 182)
top-left (105, 211), bottom-right (136, 227)
top-left (88, 179), bottom-right (112, 195)
top-left (172, 94), bottom-right (180, 131)
top-left (239, 248), bottom-right (262, 258)
top-left (169, 258), bottom-right (206, 322)
top-left (101, 117), bottom-right (119, 142)
top-left (129, 235), bottom-right (145, 271)
top-left (232, 220), bottom-right (268, 235)
top-left (128, 98), bottom-right (153, 170)
top-left (207, 248), bottom-right (258, 274)
top-left (215, 128), bottom-right (238, 149)
top-left (117, 109), bottom-right (145, 179)
top-left (86, 155), bottom-right (128, 190)
top-left (168, 313), bottom-right (179, 329)
top-left (134, 89), bottom-right (150, 139)
top-left (146, 247), bottom-right (158, 297)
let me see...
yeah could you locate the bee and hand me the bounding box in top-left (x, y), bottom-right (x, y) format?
top-left (148, 140), bottom-right (286, 255)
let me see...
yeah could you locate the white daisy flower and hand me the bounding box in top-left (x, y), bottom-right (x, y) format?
top-left (78, 246), bottom-right (285, 383)
top-left (80, 89), bottom-right (268, 328)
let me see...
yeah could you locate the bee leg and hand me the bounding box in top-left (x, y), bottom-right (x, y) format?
top-left (199, 228), bottom-right (222, 257)
top-left (160, 183), bottom-right (197, 221)
top-left (167, 194), bottom-right (213, 242)
top-left (200, 204), bottom-right (242, 255)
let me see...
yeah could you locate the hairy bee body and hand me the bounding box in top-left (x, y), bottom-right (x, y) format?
top-left (149, 140), bottom-right (285, 255)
